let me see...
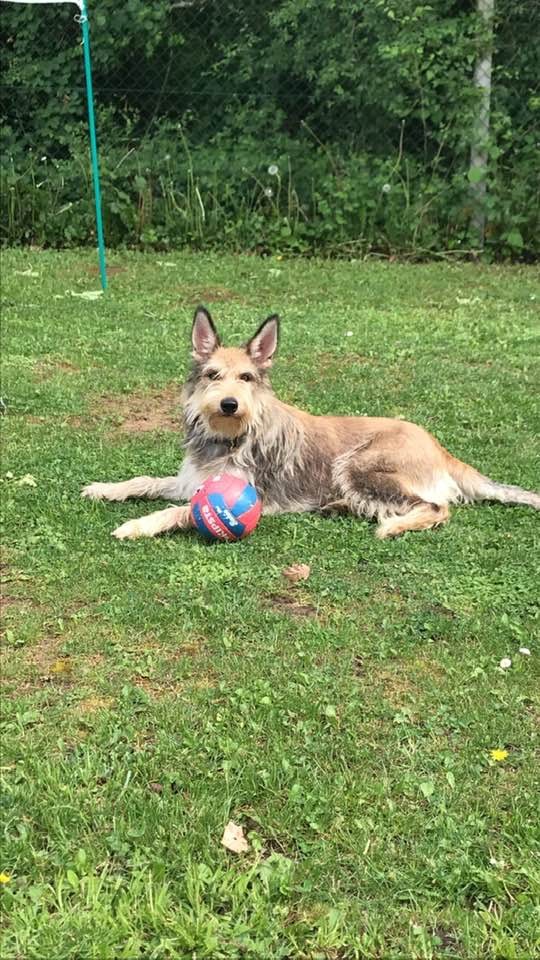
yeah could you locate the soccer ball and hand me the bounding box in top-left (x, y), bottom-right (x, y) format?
top-left (190, 473), bottom-right (262, 541)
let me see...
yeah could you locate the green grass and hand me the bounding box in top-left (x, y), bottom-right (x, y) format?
top-left (1, 249), bottom-right (539, 960)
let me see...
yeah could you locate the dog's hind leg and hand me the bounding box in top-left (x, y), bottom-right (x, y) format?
top-left (82, 476), bottom-right (182, 502)
top-left (333, 449), bottom-right (450, 538)
top-left (376, 502), bottom-right (450, 539)
top-left (112, 504), bottom-right (193, 540)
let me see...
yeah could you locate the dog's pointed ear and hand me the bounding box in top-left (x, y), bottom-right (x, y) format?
top-left (246, 315), bottom-right (280, 369)
top-left (192, 306), bottom-right (220, 362)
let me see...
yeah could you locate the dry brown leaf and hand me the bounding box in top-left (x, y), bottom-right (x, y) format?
top-left (282, 563), bottom-right (311, 583)
top-left (221, 820), bottom-right (249, 854)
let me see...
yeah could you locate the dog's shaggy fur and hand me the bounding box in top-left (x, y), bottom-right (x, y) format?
top-left (83, 307), bottom-right (540, 540)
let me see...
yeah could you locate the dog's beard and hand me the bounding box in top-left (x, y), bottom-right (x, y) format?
top-left (207, 412), bottom-right (249, 438)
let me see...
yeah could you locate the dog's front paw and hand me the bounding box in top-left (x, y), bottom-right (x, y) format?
top-left (112, 518), bottom-right (144, 540)
top-left (82, 482), bottom-right (110, 501)
top-left (112, 515), bottom-right (162, 540)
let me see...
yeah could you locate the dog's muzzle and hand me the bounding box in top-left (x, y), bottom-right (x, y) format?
top-left (220, 397), bottom-right (238, 416)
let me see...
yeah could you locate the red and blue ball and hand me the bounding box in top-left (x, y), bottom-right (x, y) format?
top-left (190, 473), bottom-right (262, 541)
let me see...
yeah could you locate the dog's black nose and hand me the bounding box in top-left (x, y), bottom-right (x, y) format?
top-left (220, 397), bottom-right (238, 416)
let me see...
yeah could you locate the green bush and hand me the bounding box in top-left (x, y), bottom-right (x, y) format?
top-left (1, 0), bottom-right (538, 257)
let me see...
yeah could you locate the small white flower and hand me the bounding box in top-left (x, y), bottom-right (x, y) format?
top-left (499, 657), bottom-right (512, 670)
top-left (264, 187), bottom-right (273, 198)
top-left (381, 183), bottom-right (391, 194)
top-left (164, 154), bottom-right (171, 161)
top-left (40, 156), bottom-right (47, 162)
top-left (518, 647), bottom-right (531, 656)
top-left (268, 164), bottom-right (279, 176)
top-left (345, 331), bottom-right (353, 337)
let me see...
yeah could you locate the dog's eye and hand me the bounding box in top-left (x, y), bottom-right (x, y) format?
top-left (240, 372), bottom-right (254, 382)
top-left (206, 369), bottom-right (219, 380)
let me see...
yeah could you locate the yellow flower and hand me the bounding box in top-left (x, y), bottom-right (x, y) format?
top-left (490, 749), bottom-right (508, 762)
top-left (0, 873), bottom-right (11, 884)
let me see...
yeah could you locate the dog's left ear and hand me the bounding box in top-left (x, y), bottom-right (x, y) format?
top-left (246, 315), bottom-right (280, 369)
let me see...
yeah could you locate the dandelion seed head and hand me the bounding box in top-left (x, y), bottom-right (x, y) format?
top-left (268, 164), bottom-right (279, 176)
top-left (382, 183), bottom-right (391, 194)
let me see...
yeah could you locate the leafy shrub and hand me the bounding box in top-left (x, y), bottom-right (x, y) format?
top-left (1, 0), bottom-right (538, 257)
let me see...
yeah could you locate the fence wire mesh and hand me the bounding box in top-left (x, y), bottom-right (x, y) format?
top-left (1, 0), bottom-right (538, 256)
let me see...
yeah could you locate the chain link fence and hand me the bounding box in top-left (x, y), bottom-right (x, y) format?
top-left (1, 0), bottom-right (538, 256)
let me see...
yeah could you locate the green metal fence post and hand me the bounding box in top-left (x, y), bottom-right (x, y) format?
top-left (79, 0), bottom-right (107, 289)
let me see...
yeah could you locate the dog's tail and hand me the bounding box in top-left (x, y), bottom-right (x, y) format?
top-left (448, 456), bottom-right (540, 509)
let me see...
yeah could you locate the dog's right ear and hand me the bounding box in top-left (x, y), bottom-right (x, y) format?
top-left (192, 306), bottom-right (220, 362)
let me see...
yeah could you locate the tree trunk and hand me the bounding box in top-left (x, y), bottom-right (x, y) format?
top-left (469, 0), bottom-right (495, 249)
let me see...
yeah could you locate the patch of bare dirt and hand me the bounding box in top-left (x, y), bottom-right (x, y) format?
top-left (34, 359), bottom-right (81, 381)
top-left (411, 657), bottom-right (447, 682)
top-left (0, 634), bottom-right (63, 675)
top-left (99, 384), bottom-right (180, 434)
top-left (266, 592), bottom-right (318, 618)
top-left (79, 653), bottom-right (106, 671)
top-left (118, 413), bottom-right (177, 434)
top-left (132, 674), bottom-right (184, 699)
top-left (76, 696), bottom-right (114, 714)
top-left (0, 593), bottom-right (33, 612)
top-left (67, 383), bottom-right (180, 434)
top-left (175, 285), bottom-right (244, 306)
top-left (165, 641), bottom-right (205, 660)
top-left (371, 656), bottom-right (447, 710)
top-left (372, 665), bottom-right (418, 709)
top-left (0, 635), bottom-right (74, 696)
top-left (25, 415), bottom-right (51, 425)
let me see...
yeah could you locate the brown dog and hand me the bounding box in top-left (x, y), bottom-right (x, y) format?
top-left (82, 307), bottom-right (540, 539)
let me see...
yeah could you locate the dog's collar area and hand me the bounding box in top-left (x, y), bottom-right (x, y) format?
top-left (184, 424), bottom-right (248, 455)
top-left (218, 433), bottom-right (247, 450)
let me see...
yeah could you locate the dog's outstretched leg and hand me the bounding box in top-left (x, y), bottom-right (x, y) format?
top-left (112, 505), bottom-right (193, 540)
top-left (82, 476), bottom-right (182, 502)
top-left (376, 502), bottom-right (450, 539)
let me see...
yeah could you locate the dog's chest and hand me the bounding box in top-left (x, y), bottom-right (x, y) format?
top-left (177, 452), bottom-right (251, 499)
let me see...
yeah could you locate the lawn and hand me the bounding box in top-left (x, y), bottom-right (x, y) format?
top-left (1, 249), bottom-right (539, 960)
